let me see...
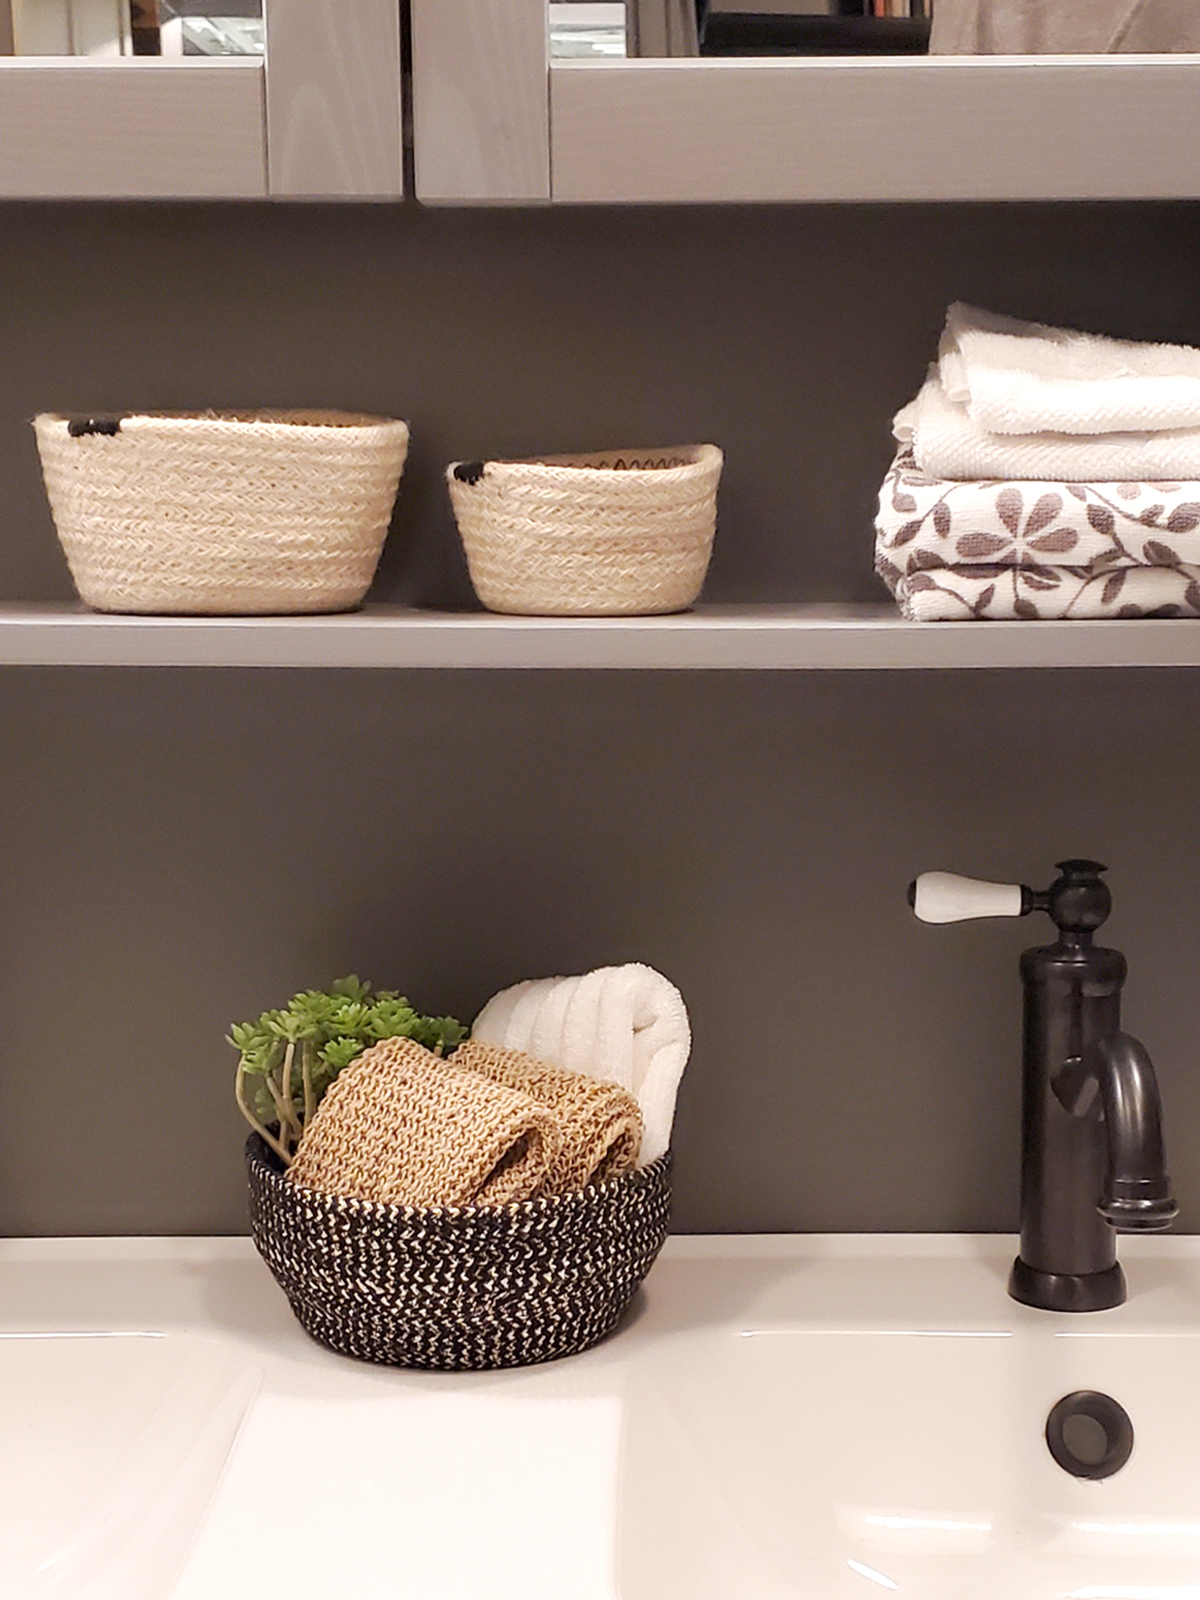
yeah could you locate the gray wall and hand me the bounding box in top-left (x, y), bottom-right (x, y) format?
top-left (1, 200), bottom-right (1199, 1235)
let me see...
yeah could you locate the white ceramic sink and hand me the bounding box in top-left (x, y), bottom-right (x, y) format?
top-left (4, 1235), bottom-right (1200, 1600)
top-left (618, 1240), bottom-right (1200, 1600)
top-left (0, 1330), bottom-right (259, 1600)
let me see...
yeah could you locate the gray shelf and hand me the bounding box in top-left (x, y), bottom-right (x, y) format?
top-left (2, 602), bottom-right (1200, 669)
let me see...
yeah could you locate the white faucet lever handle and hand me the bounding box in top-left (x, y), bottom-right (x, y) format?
top-left (910, 871), bottom-right (1025, 924)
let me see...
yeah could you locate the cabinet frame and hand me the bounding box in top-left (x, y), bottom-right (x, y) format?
top-left (410, 0), bottom-right (1200, 204)
top-left (0, 0), bottom-right (404, 199)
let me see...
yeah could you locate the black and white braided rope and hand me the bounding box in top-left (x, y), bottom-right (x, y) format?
top-left (246, 1135), bottom-right (672, 1370)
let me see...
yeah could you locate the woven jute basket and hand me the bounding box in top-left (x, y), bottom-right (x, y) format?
top-left (447, 444), bottom-right (723, 616)
top-left (246, 1135), bottom-right (672, 1370)
top-left (35, 410), bottom-right (410, 615)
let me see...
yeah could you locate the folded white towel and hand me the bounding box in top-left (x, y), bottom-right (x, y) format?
top-left (898, 373), bottom-right (1200, 484)
top-left (472, 964), bottom-right (691, 1167)
top-left (938, 303), bottom-right (1200, 437)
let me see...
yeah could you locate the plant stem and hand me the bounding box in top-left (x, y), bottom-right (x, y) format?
top-left (279, 1039), bottom-right (299, 1140)
top-left (301, 1038), bottom-right (316, 1128)
top-left (235, 1061), bottom-right (292, 1165)
top-left (263, 1052), bottom-right (298, 1157)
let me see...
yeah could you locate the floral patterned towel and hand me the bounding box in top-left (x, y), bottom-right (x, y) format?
top-left (884, 560), bottom-right (1200, 623)
top-left (875, 448), bottom-right (1200, 622)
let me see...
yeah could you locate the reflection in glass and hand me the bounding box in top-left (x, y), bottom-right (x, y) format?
top-left (549, 0), bottom-right (932, 57)
top-left (555, 0), bottom-right (1200, 57)
top-left (930, 0), bottom-right (1200, 53)
top-left (3, 0), bottom-right (263, 56)
top-left (549, 2), bottom-right (629, 57)
top-left (701, 0), bottom-right (929, 54)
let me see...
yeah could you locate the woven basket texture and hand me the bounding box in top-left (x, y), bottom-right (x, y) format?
top-left (35, 410), bottom-right (409, 616)
top-left (447, 444), bottom-right (722, 616)
top-left (247, 1134), bottom-right (671, 1370)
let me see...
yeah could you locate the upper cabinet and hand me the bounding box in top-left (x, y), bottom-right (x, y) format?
top-left (0, 0), bottom-right (403, 198)
top-left (410, 0), bottom-right (1200, 204)
top-left (11, 1), bottom-right (1198, 204)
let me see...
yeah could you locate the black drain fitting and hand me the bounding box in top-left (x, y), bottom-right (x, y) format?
top-left (1046, 1391), bottom-right (1135, 1480)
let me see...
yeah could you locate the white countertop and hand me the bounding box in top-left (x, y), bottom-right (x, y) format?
top-left (5, 1233), bottom-right (1200, 1600)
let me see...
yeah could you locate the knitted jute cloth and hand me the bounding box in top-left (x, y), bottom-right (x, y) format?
top-left (34, 410), bottom-right (410, 616)
top-left (453, 1039), bottom-right (643, 1194)
top-left (446, 445), bottom-right (723, 616)
top-left (287, 1037), bottom-right (562, 1208)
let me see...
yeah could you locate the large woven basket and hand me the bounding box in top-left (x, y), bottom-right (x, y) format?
top-left (447, 444), bottom-right (723, 616)
top-left (246, 1135), bottom-right (672, 1370)
top-left (35, 410), bottom-right (410, 615)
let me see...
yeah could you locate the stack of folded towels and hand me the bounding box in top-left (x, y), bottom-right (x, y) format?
top-left (287, 962), bottom-right (690, 1208)
top-left (875, 303), bottom-right (1200, 622)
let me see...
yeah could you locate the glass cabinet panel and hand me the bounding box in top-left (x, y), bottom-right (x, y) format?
top-left (3, 0), bottom-right (263, 58)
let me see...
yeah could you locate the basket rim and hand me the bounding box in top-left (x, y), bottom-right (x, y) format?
top-left (448, 444), bottom-right (722, 484)
top-left (36, 410), bottom-right (409, 438)
top-left (246, 1132), bottom-right (671, 1223)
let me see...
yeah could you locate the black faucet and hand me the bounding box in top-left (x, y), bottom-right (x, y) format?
top-left (909, 860), bottom-right (1177, 1313)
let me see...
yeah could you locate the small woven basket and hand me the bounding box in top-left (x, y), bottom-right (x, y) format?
top-left (35, 410), bottom-right (410, 616)
top-left (447, 444), bottom-right (723, 616)
top-left (246, 1135), bottom-right (672, 1370)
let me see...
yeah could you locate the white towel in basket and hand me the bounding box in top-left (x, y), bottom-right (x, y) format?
top-left (473, 963), bottom-right (691, 1166)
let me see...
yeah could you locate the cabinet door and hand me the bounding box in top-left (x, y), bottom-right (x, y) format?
top-left (411, 0), bottom-right (550, 203)
top-left (0, 0), bottom-right (403, 198)
top-left (411, 0), bottom-right (1200, 204)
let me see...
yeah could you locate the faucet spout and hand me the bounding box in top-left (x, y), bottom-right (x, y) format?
top-left (1091, 1033), bottom-right (1178, 1232)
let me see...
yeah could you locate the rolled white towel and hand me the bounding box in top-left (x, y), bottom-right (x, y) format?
top-left (938, 302), bottom-right (1200, 438)
top-left (472, 963), bottom-right (690, 1167)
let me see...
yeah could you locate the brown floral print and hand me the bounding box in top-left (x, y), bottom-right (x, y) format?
top-left (875, 449), bottom-right (1200, 622)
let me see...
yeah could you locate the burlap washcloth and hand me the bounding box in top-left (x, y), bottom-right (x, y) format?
top-left (287, 1036), bottom-right (562, 1208)
top-left (453, 1039), bottom-right (643, 1194)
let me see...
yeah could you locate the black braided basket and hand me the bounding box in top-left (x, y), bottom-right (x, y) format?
top-left (246, 1135), bottom-right (672, 1370)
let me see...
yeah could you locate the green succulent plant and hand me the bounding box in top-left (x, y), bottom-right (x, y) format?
top-left (229, 976), bottom-right (467, 1164)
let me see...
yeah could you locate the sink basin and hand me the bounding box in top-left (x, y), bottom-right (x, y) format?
top-left (617, 1240), bottom-right (1200, 1600)
top-left (4, 1235), bottom-right (1200, 1600)
top-left (0, 1331), bottom-right (260, 1600)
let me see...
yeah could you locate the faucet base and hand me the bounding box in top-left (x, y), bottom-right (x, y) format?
top-left (1009, 1257), bottom-right (1127, 1313)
